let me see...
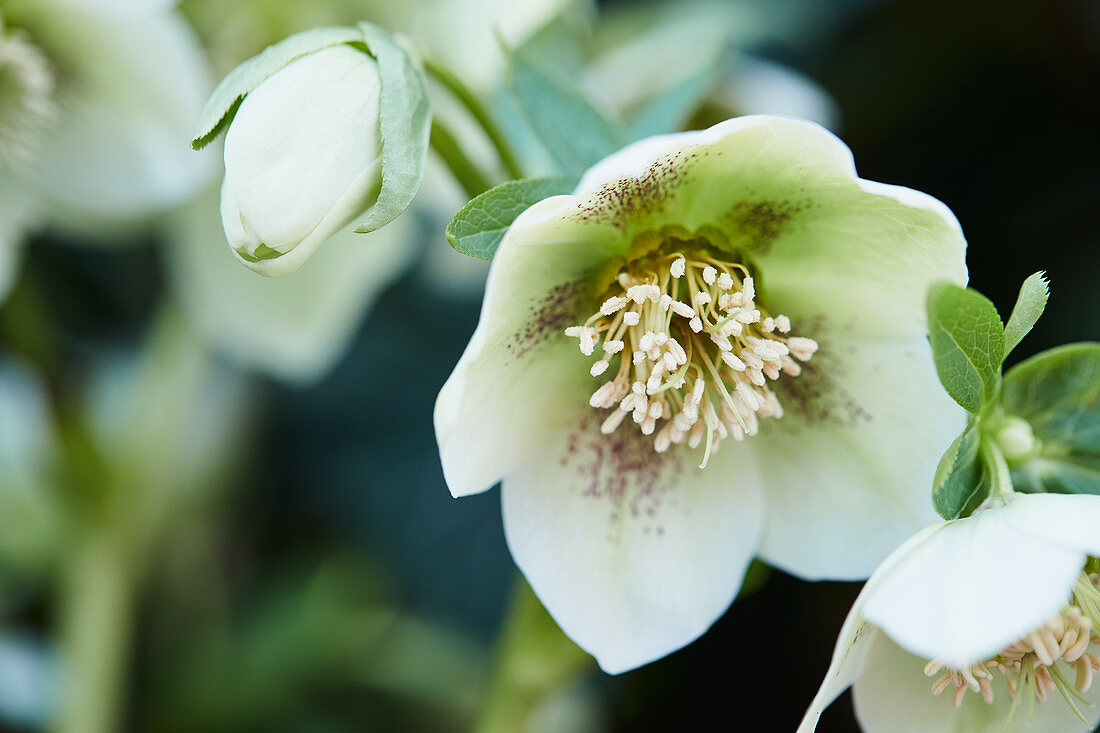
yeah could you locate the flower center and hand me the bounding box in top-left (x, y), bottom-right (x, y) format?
top-left (0, 18), bottom-right (54, 166)
top-left (922, 570), bottom-right (1100, 723)
top-left (564, 236), bottom-right (816, 468)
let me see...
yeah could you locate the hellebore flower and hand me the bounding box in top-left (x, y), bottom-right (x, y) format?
top-left (799, 493), bottom-right (1100, 733)
top-left (193, 24), bottom-right (430, 276)
top-left (0, 0), bottom-right (214, 302)
top-left (435, 115), bottom-right (968, 672)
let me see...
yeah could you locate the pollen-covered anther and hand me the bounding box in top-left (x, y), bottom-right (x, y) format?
top-left (0, 20), bottom-right (55, 166)
top-left (564, 243), bottom-right (817, 466)
top-left (922, 571), bottom-right (1100, 715)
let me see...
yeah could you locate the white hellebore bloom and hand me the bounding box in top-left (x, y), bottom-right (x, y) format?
top-left (0, 0), bottom-right (214, 301)
top-left (800, 493), bottom-right (1100, 733)
top-left (193, 24), bottom-right (430, 277)
top-left (435, 115), bottom-right (968, 673)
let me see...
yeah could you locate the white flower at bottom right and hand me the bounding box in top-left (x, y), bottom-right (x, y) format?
top-left (799, 493), bottom-right (1100, 733)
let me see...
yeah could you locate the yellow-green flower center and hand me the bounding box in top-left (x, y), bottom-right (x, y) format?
top-left (923, 571), bottom-right (1100, 723)
top-left (565, 238), bottom-right (816, 468)
top-left (0, 17), bottom-right (54, 166)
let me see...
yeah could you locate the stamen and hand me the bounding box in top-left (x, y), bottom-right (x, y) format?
top-left (0, 20), bottom-right (55, 166)
top-left (565, 241), bottom-right (817, 461)
top-left (921, 570), bottom-right (1100, 722)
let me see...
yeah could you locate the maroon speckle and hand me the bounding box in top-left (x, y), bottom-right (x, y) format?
top-left (769, 325), bottom-right (873, 430)
top-left (574, 151), bottom-right (702, 230)
top-left (559, 413), bottom-right (689, 539)
top-left (511, 281), bottom-right (582, 361)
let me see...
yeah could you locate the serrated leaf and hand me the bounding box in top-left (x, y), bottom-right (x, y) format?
top-left (1003, 271), bottom-right (1049, 358)
top-left (1002, 342), bottom-right (1100, 495)
top-left (351, 22), bottom-right (431, 234)
top-left (508, 52), bottom-right (627, 178)
top-left (927, 282), bottom-right (1006, 413)
top-left (191, 26), bottom-right (361, 150)
top-left (446, 177), bottom-right (576, 260)
top-left (932, 420), bottom-right (988, 519)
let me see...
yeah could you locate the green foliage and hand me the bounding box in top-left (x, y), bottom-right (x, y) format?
top-left (475, 579), bottom-right (592, 733)
top-left (932, 420), bottom-right (988, 520)
top-left (351, 22), bottom-right (431, 234)
top-left (191, 26), bottom-right (361, 150)
top-left (1003, 271), bottom-right (1049, 358)
top-left (926, 282), bottom-right (1005, 413)
top-left (508, 51), bottom-right (627, 178)
top-left (446, 177), bottom-right (576, 260)
top-left (1001, 343), bottom-right (1100, 495)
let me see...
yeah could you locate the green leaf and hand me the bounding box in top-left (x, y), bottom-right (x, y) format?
top-left (1002, 271), bottom-right (1049, 358)
top-left (927, 282), bottom-right (1006, 413)
top-left (932, 420), bottom-right (988, 519)
top-left (446, 176), bottom-right (576, 260)
top-left (508, 52), bottom-right (627, 178)
top-left (191, 26), bottom-right (361, 150)
top-left (1002, 342), bottom-right (1100, 495)
top-left (351, 22), bottom-right (431, 234)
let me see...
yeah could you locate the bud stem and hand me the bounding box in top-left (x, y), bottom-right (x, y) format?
top-left (430, 119), bottom-right (495, 198)
top-left (424, 58), bottom-right (525, 180)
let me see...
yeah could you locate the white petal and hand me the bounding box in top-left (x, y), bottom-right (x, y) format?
top-left (852, 631), bottom-right (1100, 733)
top-left (755, 334), bottom-right (961, 580)
top-left (711, 55), bottom-right (841, 131)
top-left (1003, 493), bottom-right (1100, 557)
top-left (434, 196), bottom-right (627, 497)
top-left (798, 524), bottom-right (945, 733)
top-left (224, 45), bottom-right (383, 258)
top-left (862, 504), bottom-right (1086, 668)
top-left (166, 187), bottom-right (415, 383)
top-left (0, 174), bottom-right (40, 305)
top-left (24, 0), bottom-right (215, 221)
top-left (501, 403), bottom-right (764, 673)
top-left (760, 164), bottom-right (967, 338)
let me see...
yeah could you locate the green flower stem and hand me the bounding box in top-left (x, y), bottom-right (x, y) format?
top-left (53, 525), bottom-right (135, 733)
top-left (424, 58), bottom-right (524, 180)
top-left (430, 120), bottom-right (495, 199)
top-left (980, 437), bottom-right (1015, 502)
top-left (474, 578), bottom-right (594, 733)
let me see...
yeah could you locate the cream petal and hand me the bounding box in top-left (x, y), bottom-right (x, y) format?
top-left (754, 334), bottom-right (961, 581)
top-left (0, 174), bottom-right (39, 305)
top-left (852, 631), bottom-right (1100, 733)
top-left (166, 188), bottom-right (415, 383)
top-left (500, 401), bottom-right (764, 674)
top-left (862, 505), bottom-right (1086, 669)
top-left (434, 195), bottom-right (628, 497)
top-left (1003, 493), bottom-right (1100, 557)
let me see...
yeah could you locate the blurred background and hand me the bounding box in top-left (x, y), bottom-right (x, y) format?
top-left (0, 0), bottom-right (1096, 731)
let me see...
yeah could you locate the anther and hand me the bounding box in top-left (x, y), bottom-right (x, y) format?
top-left (600, 296), bottom-right (627, 315)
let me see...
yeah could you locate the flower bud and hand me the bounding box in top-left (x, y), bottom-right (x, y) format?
top-left (221, 45), bottom-right (383, 275)
top-left (193, 24), bottom-right (430, 277)
top-left (995, 415), bottom-right (1040, 464)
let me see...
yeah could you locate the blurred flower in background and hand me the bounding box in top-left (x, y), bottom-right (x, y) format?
top-left (0, 0), bottom-right (214, 302)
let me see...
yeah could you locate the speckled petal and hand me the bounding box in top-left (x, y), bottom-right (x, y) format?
top-left (501, 401), bottom-right (764, 673)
